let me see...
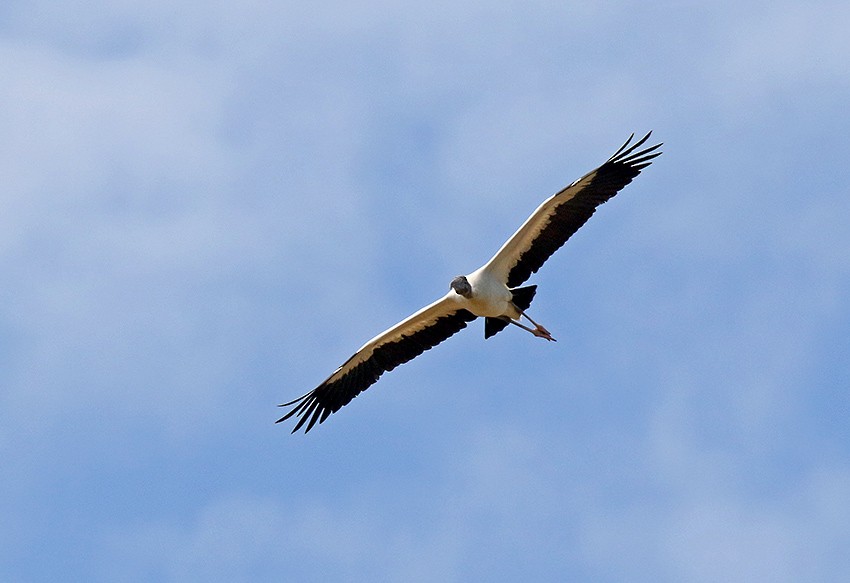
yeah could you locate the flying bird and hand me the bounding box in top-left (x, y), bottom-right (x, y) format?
top-left (278, 132), bottom-right (661, 433)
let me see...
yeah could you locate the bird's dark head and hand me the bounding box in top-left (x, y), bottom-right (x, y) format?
top-left (450, 275), bottom-right (472, 298)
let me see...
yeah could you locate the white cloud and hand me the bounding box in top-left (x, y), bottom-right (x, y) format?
top-left (0, 20), bottom-right (384, 434)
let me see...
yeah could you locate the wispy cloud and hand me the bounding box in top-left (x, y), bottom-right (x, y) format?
top-left (2, 0), bottom-right (850, 581)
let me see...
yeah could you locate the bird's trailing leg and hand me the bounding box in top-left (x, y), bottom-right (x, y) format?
top-left (506, 312), bottom-right (556, 342)
top-left (522, 310), bottom-right (556, 341)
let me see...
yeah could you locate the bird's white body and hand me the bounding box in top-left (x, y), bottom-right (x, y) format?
top-left (463, 267), bottom-right (518, 319)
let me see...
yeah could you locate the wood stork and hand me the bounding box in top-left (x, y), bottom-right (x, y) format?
top-left (278, 132), bottom-right (661, 433)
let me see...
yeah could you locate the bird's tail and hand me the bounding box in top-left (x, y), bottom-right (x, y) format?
top-left (510, 285), bottom-right (537, 311)
top-left (484, 285), bottom-right (537, 339)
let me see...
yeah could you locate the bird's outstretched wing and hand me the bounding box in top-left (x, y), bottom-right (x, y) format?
top-left (482, 132), bottom-right (662, 288)
top-left (277, 294), bottom-right (476, 433)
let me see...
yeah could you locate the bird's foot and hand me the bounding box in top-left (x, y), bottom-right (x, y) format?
top-left (532, 325), bottom-right (556, 342)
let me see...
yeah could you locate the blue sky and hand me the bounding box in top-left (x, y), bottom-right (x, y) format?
top-left (2, 1), bottom-right (850, 581)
